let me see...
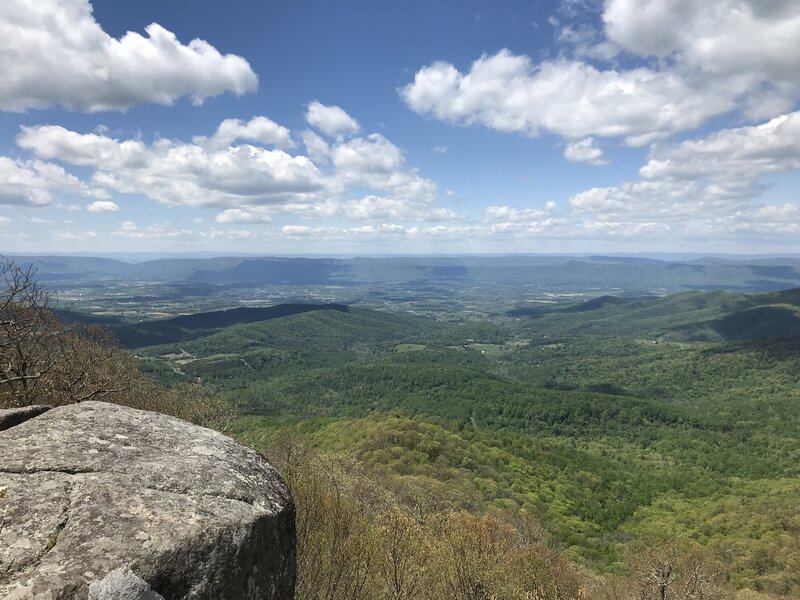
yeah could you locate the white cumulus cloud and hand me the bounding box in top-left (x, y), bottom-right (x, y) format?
top-left (331, 134), bottom-right (437, 203)
top-left (484, 202), bottom-right (557, 223)
top-left (401, 51), bottom-right (734, 145)
top-left (0, 157), bottom-right (106, 206)
top-left (604, 0), bottom-right (800, 88)
top-left (569, 111), bottom-right (800, 227)
top-left (344, 196), bottom-right (457, 222)
top-left (86, 200), bottom-right (120, 213)
top-left (330, 134), bottom-right (443, 222)
top-left (306, 102), bottom-right (360, 137)
top-left (115, 221), bottom-right (192, 240)
top-left (0, 0), bottom-right (257, 112)
top-left (215, 209), bottom-right (273, 224)
top-left (56, 229), bottom-right (98, 241)
top-left (564, 138), bottom-right (608, 165)
top-left (196, 117), bottom-right (294, 150)
top-left (402, 1), bottom-right (800, 147)
top-left (639, 112), bottom-right (800, 190)
top-left (208, 229), bottom-right (256, 240)
top-left (15, 114), bottom-right (449, 228)
top-left (18, 124), bottom-right (327, 209)
top-left (301, 130), bottom-right (331, 163)
top-left (281, 225), bottom-right (314, 236)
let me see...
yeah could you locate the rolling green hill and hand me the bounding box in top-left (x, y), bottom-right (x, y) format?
top-left (511, 287), bottom-right (800, 341)
top-left (134, 306), bottom-right (440, 386)
top-left (123, 287), bottom-right (800, 595)
top-left (116, 303), bottom-right (354, 347)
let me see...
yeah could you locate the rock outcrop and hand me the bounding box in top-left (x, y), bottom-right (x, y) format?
top-left (0, 401), bottom-right (295, 599)
top-left (0, 404), bottom-right (51, 431)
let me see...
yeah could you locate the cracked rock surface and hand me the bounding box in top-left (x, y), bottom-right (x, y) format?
top-left (0, 401), bottom-right (296, 599)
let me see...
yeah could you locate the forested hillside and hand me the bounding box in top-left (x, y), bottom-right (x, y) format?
top-left (124, 290), bottom-right (800, 598)
top-left (4, 250), bottom-right (799, 598)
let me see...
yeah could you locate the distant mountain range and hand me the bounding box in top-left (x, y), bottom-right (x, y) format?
top-left (10, 254), bottom-right (800, 293)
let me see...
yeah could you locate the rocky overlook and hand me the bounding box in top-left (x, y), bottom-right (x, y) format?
top-left (0, 401), bottom-right (295, 599)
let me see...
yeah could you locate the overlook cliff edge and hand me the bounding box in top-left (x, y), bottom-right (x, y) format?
top-left (0, 401), bottom-right (296, 599)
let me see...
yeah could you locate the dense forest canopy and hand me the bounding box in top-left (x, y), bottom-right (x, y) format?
top-left (3, 255), bottom-right (799, 599)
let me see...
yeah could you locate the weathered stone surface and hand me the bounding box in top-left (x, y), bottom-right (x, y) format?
top-left (0, 404), bottom-right (51, 431)
top-left (88, 568), bottom-right (165, 600)
top-left (0, 401), bottom-right (295, 599)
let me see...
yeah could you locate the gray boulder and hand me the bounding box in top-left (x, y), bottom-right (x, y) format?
top-left (88, 568), bottom-right (165, 600)
top-left (0, 401), bottom-right (295, 599)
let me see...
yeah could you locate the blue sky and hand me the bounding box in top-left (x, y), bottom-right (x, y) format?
top-left (0, 0), bottom-right (798, 254)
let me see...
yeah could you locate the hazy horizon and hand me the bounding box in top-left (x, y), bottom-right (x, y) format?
top-left (6, 250), bottom-right (800, 263)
